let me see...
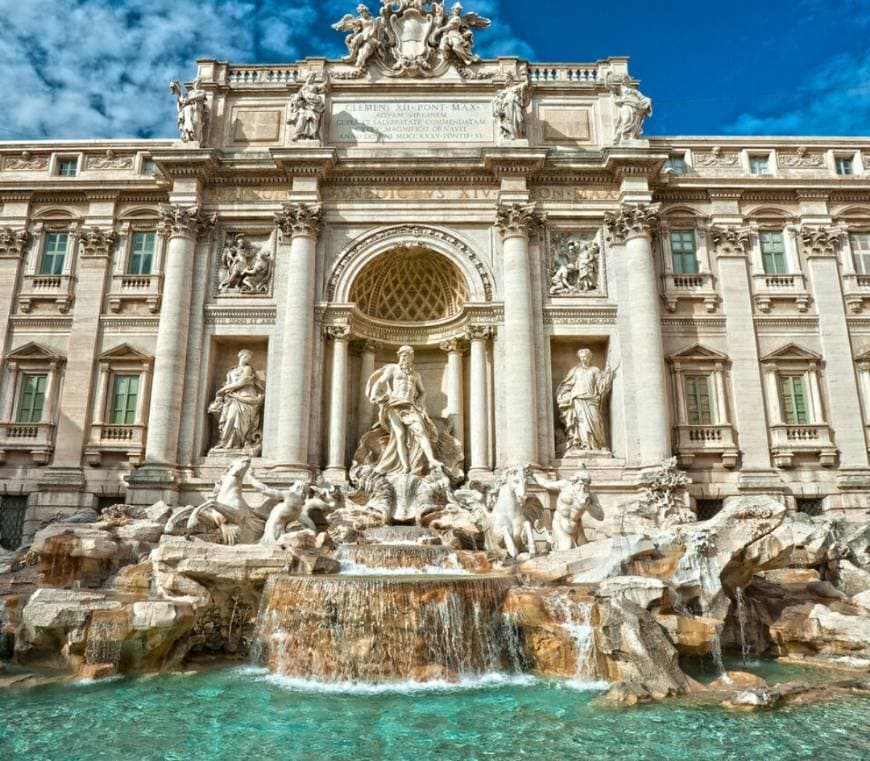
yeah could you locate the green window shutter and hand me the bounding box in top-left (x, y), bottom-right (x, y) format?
top-left (670, 230), bottom-right (698, 274)
top-left (685, 374), bottom-right (713, 425)
top-left (40, 232), bottom-right (68, 275)
top-left (16, 374), bottom-right (47, 423)
top-left (779, 375), bottom-right (809, 425)
top-left (111, 375), bottom-right (139, 425)
top-left (128, 232), bottom-right (156, 275)
top-left (760, 231), bottom-right (787, 274)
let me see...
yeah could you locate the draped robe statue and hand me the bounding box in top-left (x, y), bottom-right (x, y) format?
top-left (208, 350), bottom-right (265, 455)
top-left (556, 348), bottom-right (613, 452)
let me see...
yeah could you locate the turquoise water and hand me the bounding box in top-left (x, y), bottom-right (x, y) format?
top-left (1, 665), bottom-right (868, 761)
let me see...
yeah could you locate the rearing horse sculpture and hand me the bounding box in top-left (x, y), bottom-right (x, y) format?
top-left (486, 464), bottom-right (537, 559)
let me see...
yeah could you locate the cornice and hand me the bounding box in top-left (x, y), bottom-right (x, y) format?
top-left (270, 148), bottom-right (336, 179)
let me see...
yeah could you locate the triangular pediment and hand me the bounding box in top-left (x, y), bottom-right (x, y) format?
top-left (854, 347), bottom-right (870, 362)
top-left (98, 343), bottom-right (152, 362)
top-left (5, 342), bottom-right (65, 361)
top-left (668, 343), bottom-right (729, 362)
top-left (761, 343), bottom-right (822, 363)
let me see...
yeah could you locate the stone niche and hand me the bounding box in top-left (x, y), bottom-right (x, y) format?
top-left (204, 338), bottom-right (269, 456)
top-left (550, 337), bottom-right (613, 458)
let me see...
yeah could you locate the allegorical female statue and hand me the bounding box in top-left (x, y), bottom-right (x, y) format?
top-left (493, 73), bottom-right (529, 140)
top-left (353, 345), bottom-right (462, 479)
top-left (613, 81), bottom-right (652, 144)
top-left (556, 348), bottom-right (614, 452)
top-left (288, 73), bottom-right (327, 141)
top-left (208, 349), bottom-right (265, 455)
top-left (169, 78), bottom-right (207, 143)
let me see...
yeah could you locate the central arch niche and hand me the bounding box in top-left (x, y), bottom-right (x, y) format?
top-left (349, 246), bottom-right (470, 323)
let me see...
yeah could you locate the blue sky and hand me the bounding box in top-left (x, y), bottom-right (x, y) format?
top-left (0, 0), bottom-right (868, 141)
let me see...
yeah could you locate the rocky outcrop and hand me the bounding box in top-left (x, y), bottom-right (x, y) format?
top-left (519, 535), bottom-right (657, 584)
top-left (31, 524), bottom-right (134, 588)
top-left (15, 588), bottom-right (194, 674)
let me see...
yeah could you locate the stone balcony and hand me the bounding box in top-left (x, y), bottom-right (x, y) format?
top-left (84, 423), bottom-right (147, 466)
top-left (770, 423), bottom-right (837, 468)
top-left (18, 274), bottom-right (76, 313)
top-left (106, 273), bottom-right (162, 313)
top-left (674, 424), bottom-right (739, 468)
top-left (751, 273), bottom-right (810, 313)
top-left (843, 273), bottom-right (870, 314)
top-left (0, 422), bottom-right (55, 464)
top-left (661, 272), bottom-right (719, 313)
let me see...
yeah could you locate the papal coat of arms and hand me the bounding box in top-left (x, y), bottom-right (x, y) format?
top-left (332, 1), bottom-right (491, 78)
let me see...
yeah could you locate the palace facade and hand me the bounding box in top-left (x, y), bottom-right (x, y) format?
top-left (2, 32), bottom-right (870, 546)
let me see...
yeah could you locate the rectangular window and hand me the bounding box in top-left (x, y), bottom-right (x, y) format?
top-left (685, 374), bottom-right (714, 425)
top-left (760, 231), bottom-right (788, 274)
top-left (56, 158), bottom-right (78, 177)
top-left (141, 158), bottom-right (156, 176)
top-left (835, 157), bottom-right (854, 176)
top-left (779, 374), bottom-right (809, 425)
top-left (110, 375), bottom-right (139, 425)
top-left (128, 231), bottom-right (156, 275)
top-left (850, 233), bottom-right (870, 275)
top-left (749, 155), bottom-right (770, 175)
top-left (16, 373), bottom-right (47, 423)
top-left (670, 230), bottom-right (699, 274)
top-left (40, 232), bottom-right (68, 275)
top-left (666, 156), bottom-right (687, 174)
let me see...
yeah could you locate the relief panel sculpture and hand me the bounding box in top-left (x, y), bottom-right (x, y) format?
top-left (217, 231), bottom-right (275, 295)
top-left (549, 231), bottom-right (602, 295)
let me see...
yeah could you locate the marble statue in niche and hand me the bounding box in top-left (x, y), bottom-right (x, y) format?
top-left (208, 350), bottom-right (266, 455)
top-left (288, 73), bottom-right (328, 141)
top-left (170, 78), bottom-right (207, 143)
top-left (218, 231), bottom-right (274, 294)
top-left (611, 77), bottom-right (652, 144)
top-left (549, 233), bottom-right (600, 295)
top-left (556, 348), bottom-right (614, 452)
top-left (493, 72), bottom-right (529, 140)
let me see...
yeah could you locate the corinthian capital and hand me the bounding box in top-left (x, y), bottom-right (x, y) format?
top-left (80, 226), bottom-right (118, 258)
top-left (275, 202), bottom-right (323, 239)
top-left (0, 227), bottom-right (30, 258)
top-left (324, 324), bottom-right (351, 340)
top-left (799, 225), bottom-right (843, 257)
top-left (603, 204), bottom-right (660, 244)
top-left (158, 204), bottom-right (216, 239)
top-left (495, 202), bottom-right (545, 239)
top-left (710, 225), bottom-right (751, 257)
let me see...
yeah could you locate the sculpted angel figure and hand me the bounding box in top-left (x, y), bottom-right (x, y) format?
top-left (556, 348), bottom-right (614, 452)
top-left (613, 80), bottom-right (652, 143)
top-left (288, 73), bottom-right (327, 141)
top-left (436, 3), bottom-right (490, 66)
top-left (365, 345), bottom-right (443, 475)
top-left (333, 5), bottom-right (384, 71)
top-left (208, 350), bottom-right (265, 454)
top-left (169, 78), bottom-right (207, 143)
top-left (493, 73), bottom-right (529, 140)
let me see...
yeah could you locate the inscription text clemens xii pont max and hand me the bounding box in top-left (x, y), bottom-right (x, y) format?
top-left (330, 101), bottom-right (493, 143)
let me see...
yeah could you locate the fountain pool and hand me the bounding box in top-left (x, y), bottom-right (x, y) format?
top-left (0, 664), bottom-right (867, 761)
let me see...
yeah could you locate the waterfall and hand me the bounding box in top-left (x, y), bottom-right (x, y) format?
top-left (335, 543), bottom-right (451, 570)
top-left (545, 592), bottom-right (600, 680)
top-left (709, 631), bottom-right (726, 678)
top-left (254, 575), bottom-right (519, 682)
top-left (735, 586), bottom-right (751, 665)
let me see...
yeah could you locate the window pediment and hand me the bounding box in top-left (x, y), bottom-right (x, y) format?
top-left (5, 342), bottom-right (65, 363)
top-left (98, 343), bottom-right (152, 363)
top-left (761, 343), bottom-right (822, 364)
top-left (668, 343), bottom-right (728, 363)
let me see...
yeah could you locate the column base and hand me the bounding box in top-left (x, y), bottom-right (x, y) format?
top-left (261, 462), bottom-right (316, 480)
top-left (125, 465), bottom-right (180, 506)
top-left (322, 466), bottom-right (348, 485)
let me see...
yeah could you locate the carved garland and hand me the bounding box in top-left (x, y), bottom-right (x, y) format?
top-left (327, 224), bottom-right (494, 302)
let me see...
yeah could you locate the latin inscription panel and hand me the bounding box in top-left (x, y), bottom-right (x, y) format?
top-left (330, 100), bottom-right (494, 144)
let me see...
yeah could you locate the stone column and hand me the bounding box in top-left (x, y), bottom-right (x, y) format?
top-left (440, 338), bottom-right (467, 450)
top-left (143, 205), bottom-right (213, 467)
top-left (466, 325), bottom-right (492, 476)
top-left (274, 203), bottom-right (322, 471)
top-left (325, 326), bottom-right (350, 478)
top-left (355, 341), bottom-right (378, 444)
top-left (92, 364), bottom-right (111, 426)
top-left (604, 204), bottom-right (670, 464)
top-left (0, 229), bottom-right (30, 385)
top-left (496, 203), bottom-right (544, 466)
top-left (802, 226), bottom-right (869, 467)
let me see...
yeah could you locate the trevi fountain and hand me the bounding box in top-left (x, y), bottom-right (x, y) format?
top-left (1, 2), bottom-right (869, 759)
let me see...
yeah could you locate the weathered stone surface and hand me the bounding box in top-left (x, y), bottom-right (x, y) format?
top-left (757, 568), bottom-right (821, 585)
top-left (145, 501), bottom-right (173, 524)
top-left (851, 590), bottom-right (870, 610)
top-left (519, 535), bottom-right (656, 584)
top-left (709, 671), bottom-right (767, 690)
top-left (603, 680), bottom-right (653, 704)
top-left (116, 521), bottom-right (166, 545)
top-left (654, 613), bottom-right (722, 656)
top-left (723, 685), bottom-right (780, 710)
top-left (769, 602), bottom-right (870, 663)
top-left (595, 576), bottom-right (667, 609)
top-left (832, 559), bottom-right (870, 597)
top-left (31, 524), bottom-right (132, 588)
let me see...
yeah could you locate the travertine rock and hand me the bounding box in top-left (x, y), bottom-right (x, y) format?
top-left (519, 535), bottom-right (656, 584)
top-left (709, 671), bottom-right (767, 690)
top-left (595, 576), bottom-right (667, 610)
top-left (832, 559), bottom-right (870, 597)
top-left (654, 613), bottom-right (722, 656)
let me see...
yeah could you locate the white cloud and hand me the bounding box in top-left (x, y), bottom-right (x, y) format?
top-left (726, 50), bottom-right (870, 136)
top-left (0, 0), bottom-right (534, 141)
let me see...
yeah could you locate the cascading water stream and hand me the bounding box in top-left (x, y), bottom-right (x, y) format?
top-left (735, 586), bottom-right (751, 666)
top-left (544, 592), bottom-right (601, 681)
top-left (253, 574), bottom-right (520, 683)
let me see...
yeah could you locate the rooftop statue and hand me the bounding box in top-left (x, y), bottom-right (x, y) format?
top-left (493, 72), bottom-right (529, 140)
top-left (169, 78), bottom-right (207, 143)
top-left (288, 73), bottom-right (328, 141)
top-left (333, 1), bottom-right (490, 77)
